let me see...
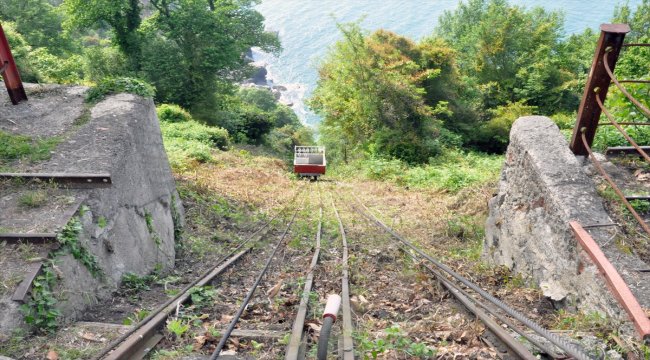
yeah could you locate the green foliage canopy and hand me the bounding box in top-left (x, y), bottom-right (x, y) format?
top-left (310, 24), bottom-right (457, 163)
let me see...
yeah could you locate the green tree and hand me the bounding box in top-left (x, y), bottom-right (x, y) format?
top-left (310, 23), bottom-right (453, 163)
top-left (436, 0), bottom-right (577, 115)
top-left (143, 0), bottom-right (280, 111)
top-left (63, 0), bottom-right (143, 70)
top-left (0, 0), bottom-right (75, 55)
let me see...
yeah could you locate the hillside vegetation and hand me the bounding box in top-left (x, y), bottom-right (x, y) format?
top-left (311, 0), bottom-right (650, 167)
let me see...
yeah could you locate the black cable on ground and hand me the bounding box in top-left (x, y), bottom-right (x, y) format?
top-left (317, 316), bottom-right (335, 360)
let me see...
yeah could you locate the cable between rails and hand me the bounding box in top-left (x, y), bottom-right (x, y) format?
top-left (348, 192), bottom-right (593, 360)
top-left (209, 197), bottom-right (305, 359)
top-left (329, 193), bottom-right (355, 360)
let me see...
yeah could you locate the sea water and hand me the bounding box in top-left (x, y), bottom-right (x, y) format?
top-left (254, 0), bottom-right (642, 126)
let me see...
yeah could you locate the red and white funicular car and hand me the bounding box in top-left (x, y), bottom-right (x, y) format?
top-left (294, 146), bottom-right (326, 180)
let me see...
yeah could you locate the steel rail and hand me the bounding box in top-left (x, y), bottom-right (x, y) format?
top-left (595, 95), bottom-right (650, 164)
top-left (580, 130), bottom-right (650, 237)
top-left (93, 185), bottom-right (306, 360)
top-left (338, 193), bottom-right (551, 358)
top-left (330, 194), bottom-right (355, 360)
top-left (420, 261), bottom-right (539, 360)
top-left (343, 196), bottom-right (556, 358)
top-left (603, 51), bottom-right (650, 120)
top-left (417, 259), bottom-right (559, 358)
top-left (104, 249), bottom-right (249, 360)
top-left (285, 190), bottom-right (323, 359)
top-left (209, 199), bottom-right (304, 359)
top-left (622, 43), bottom-right (650, 47)
top-left (349, 193), bottom-right (593, 360)
top-left (600, 122), bottom-right (650, 126)
top-left (619, 80), bottom-right (650, 84)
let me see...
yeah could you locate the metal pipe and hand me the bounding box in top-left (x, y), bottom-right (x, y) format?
top-left (0, 22), bottom-right (27, 104)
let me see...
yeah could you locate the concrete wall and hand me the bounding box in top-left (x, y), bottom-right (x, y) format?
top-left (484, 116), bottom-right (650, 325)
top-left (0, 88), bottom-right (183, 335)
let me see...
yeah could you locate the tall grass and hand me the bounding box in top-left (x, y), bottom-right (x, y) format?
top-left (329, 150), bottom-right (504, 193)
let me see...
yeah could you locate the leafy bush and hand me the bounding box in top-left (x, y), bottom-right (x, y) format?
top-left (28, 48), bottom-right (83, 84)
top-left (157, 104), bottom-right (192, 123)
top-left (82, 45), bottom-right (128, 83)
top-left (86, 77), bottom-right (156, 103)
top-left (161, 121), bottom-right (229, 150)
top-left (474, 101), bottom-right (537, 153)
top-left (160, 120), bottom-right (230, 170)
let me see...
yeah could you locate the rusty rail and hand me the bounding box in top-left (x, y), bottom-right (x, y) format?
top-left (0, 22), bottom-right (27, 104)
top-left (330, 195), bottom-right (355, 360)
top-left (0, 173), bottom-right (112, 188)
top-left (570, 222), bottom-right (650, 341)
top-left (349, 192), bottom-right (591, 360)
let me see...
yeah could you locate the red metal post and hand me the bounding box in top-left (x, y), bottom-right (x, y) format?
top-left (0, 22), bottom-right (27, 105)
top-left (570, 24), bottom-right (630, 155)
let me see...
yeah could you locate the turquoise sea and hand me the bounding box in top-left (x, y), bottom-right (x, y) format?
top-left (253, 0), bottom-right (642, 126)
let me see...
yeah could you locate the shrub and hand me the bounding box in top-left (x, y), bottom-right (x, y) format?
top-left (86, 77), bottom-right (156, 103)
top-left (160, 120), bottom-right (230, 170)
top-left (160, 121), bottom-right (229, 150)
top-left (157, 104), bottom-right (192, 123)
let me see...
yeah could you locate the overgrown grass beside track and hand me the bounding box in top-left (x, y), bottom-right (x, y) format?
top-left (330, 150), bottom-right (503, 193)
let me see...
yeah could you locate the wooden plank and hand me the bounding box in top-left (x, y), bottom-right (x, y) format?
top-left (11, 262), bottom-right (43, 302)
top-left (570, 221), bottom-right (650, 341)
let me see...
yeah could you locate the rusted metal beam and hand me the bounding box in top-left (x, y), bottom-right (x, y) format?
top-left (0, 173), bottom-right (112, 187)
top-left (606, 146), bottom-right (650, 156)
top-left (570, 24), bottom-right (631, 156)
top-left (11, 262), bottom-right (43, 302)
top-left (625, 195), bottom-right (650, 201)
top-left (0, 22), bottom-right (27, 105)
top-left (570, 221), bottom-right (650, 341)
top-left (0, 233), bottom-right (57, 244)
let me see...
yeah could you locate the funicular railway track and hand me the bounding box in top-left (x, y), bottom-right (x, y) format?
top-left (342, 190), bottom-right (593, 360)
top-left (92, 185), bottom-right (309, 360)
top-left (92, 181), bottom-right (596, 360)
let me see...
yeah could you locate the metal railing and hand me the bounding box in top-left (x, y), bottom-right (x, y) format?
top-left (570, 23), bottom-right (650, 239)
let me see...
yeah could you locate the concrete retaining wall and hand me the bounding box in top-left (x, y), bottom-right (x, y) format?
top-left (0, 87), bottom-right (183, 336)
top-left (484, 116), bottom-right (650, 326)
